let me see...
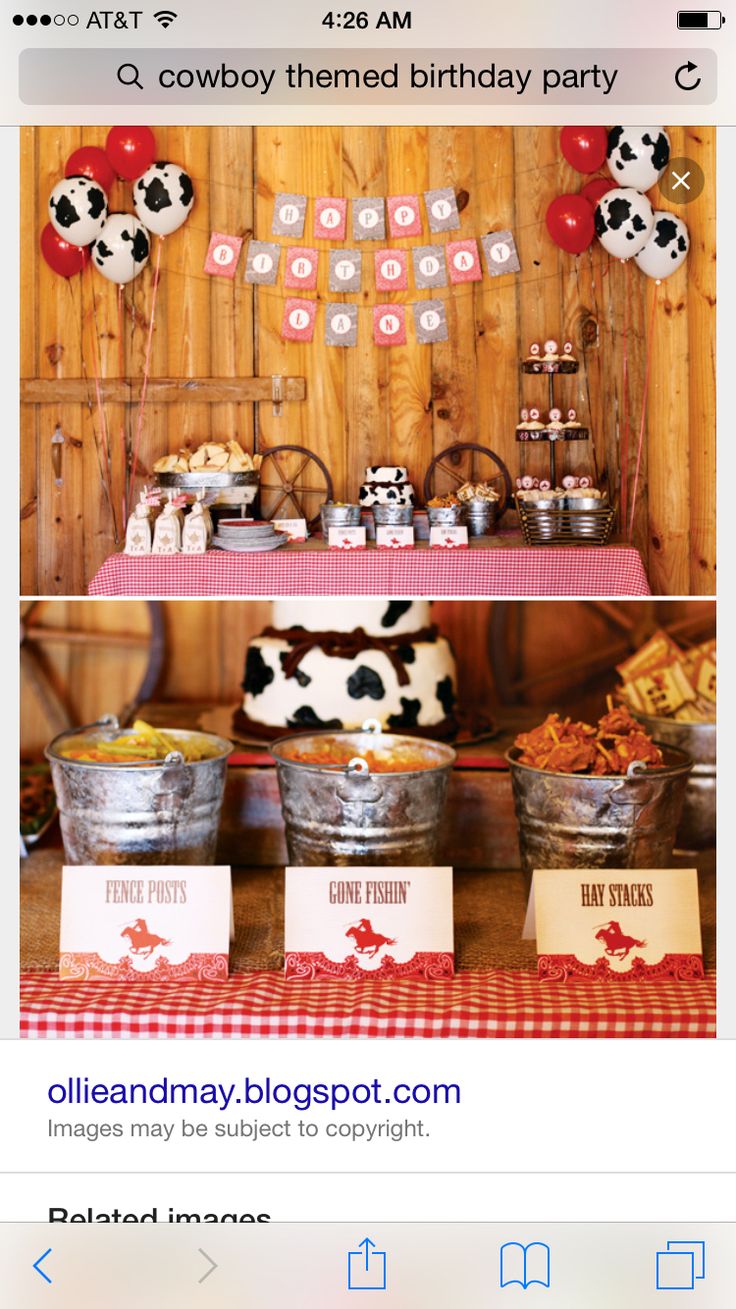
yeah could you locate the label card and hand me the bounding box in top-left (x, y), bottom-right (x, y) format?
top-left (329, 249), bottom-right (362, 292)
top-left (353, 196), bottom-right (386, 241)
top-left (446, 238), bottom-right (483, 283)
top-left (272, 192), bottom-right (307, 237)
top-left (325, 302), bottom-right (358, 347)
top-left (272, 517), bottom-right (307, 542)
top-left (328, 525), bottom-right (366, 550)
top-left (204, 232), bottom-right (243, 278)
top-left (375, 248), bottom-right (408, 291)
top-left (376, 525), bottom-right (415, 549)
top-left (59, 865), bottom-right (231, 982)
top-left (244, 239), bottom-right (281, 285)
top-left (284, 246), bottom-right (319, 290)
top-left (523, 867), bottom-right (704, 981)
top-left (387, 193), bottom-right (422, 237)
top-left (430, 525), bottom-right (469, 549)
top-left (413, 299), bottom-right (449, 344)
top-left (374, 304), bottom-right (407, 346)
top-left (284, 865), bottom-right (454, 979)
top-left (314, 196), bottom-right (347, 240)
top-left (481, 228), bottom-right (521, 276)
top-left (412, 244), bottom-right (447, 289)
top-left (424, 187), bottom-right (461, 233)
top-left (281, 297), bottom-right (317, 343)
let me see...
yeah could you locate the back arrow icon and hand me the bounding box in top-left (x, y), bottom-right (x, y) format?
top-left (675, 60), bottom-right (702, 91)
top-left (33, 1248), bottom-right (52, 1284)
top-left (198, 1248), bottom-right (217, 1284)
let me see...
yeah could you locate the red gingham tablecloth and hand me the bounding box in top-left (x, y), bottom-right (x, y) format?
top-left (19, 970), bottom-right (714, 1039)
top-left (88, 546), bottom-right (652, 598)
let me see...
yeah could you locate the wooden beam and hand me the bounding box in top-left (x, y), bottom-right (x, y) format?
top-left (20, 377), bottom-right (306, 404)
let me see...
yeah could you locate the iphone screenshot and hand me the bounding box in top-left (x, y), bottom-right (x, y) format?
top-left (2, 0), bottom-right (734, 1302)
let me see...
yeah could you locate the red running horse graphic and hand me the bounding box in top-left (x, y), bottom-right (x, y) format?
top-left (121, 918), bottom-right (171, 960)
top-left (346, 918), bottom-right (396, 959)
top-left (594, 920), bottom-right (647, 961)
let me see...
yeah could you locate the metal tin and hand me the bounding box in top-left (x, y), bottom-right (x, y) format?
top-left (271, 725), bottom-right (456, 865)
top-left (427, 504), bottom-right (463, 525)
top-left (372, 504), bottom-right (414, 527)
top-left (46, 716), bottom-right (232, 866)
top-left (320, 503), bottom-right (361, 537)
top-left (506, 744), bottom-right (692, 873)
top-left (462, 502), bottom-right (497, 537)
top-left (157, 471), bottom-right (259, 489)
top-left (632, 714), bottom-right (715, 850)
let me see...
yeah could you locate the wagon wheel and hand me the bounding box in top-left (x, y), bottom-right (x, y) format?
top-left (20, 600), bottom-right (166, 743)
top-left (489, 600), bottom-right (716, 707)
top-left (258, 444), bottom-right (334, 530)
top-left (423, 442), bottom-right (512, 519)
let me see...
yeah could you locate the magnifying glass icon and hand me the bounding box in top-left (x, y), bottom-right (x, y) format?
top-left (117, 62), bottom-right (143, 91)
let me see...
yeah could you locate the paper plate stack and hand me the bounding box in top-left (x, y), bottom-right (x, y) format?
top-left (212, 520), bottom-right (287, 553)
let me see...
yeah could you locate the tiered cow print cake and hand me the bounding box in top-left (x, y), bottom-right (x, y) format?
top-left (239, 600), bottom-right (457, 737)
top-left (358, 466), bottom-right (416, 508)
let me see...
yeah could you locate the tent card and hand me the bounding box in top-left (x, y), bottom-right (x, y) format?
top-left (446, 238), bottom-right (482, 283)
top-left (387, 193), bottom-right (422, 237)
top-left (374, 304), bottom-right (407, 346)
top-left (245, 239), bottom-right (281, 285)
top-left (284, 246), bottom-right (319, 290)
top-left (329, 249), bottom-right (362, 292)
top-left (328, 526), bottom-right (366, 550)
top-left (314, 196), bottom-right (347, 240)
top-left (481, 228), bottom-right (521, 276)
top-left (204, 232), bottom-right (243, 278)
top-left (523, 868), bottom-right (704, 981)
top-left (430, 525), bottom-right (469, 549)
top-left (272, 192), bottom-right (307, 237)
top-left (425, 187), bottom-right (461, 233)
top-left (353, 196), bottom-right (386, 241)
top-left (412, 245), bottom-right (447, 289)
top-left (376, 525), bottom-right (414, 549)
top-left (375, 248), bottom-right (408, 291)
top-left (59, 866), bottom-right (231, 982)
top-left (413, 299), bottom-right (449, 344)
top-left (272, 518), bottom-right (307, 542)
top-left (284, 866), bottom-right (454, 980)
top-left (325, 303), bottom-right (358, 347)
top-left (281, 298), bottom-right (316, 343)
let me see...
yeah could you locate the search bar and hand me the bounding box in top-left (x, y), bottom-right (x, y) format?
top-left (19, 47), bottom-right (717, 104)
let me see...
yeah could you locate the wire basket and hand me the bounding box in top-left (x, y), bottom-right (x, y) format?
top-left (515, 496), bottom-right (615, 546)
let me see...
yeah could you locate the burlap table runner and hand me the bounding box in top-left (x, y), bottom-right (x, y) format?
top-left (21, 850), bottom-right (716, 975)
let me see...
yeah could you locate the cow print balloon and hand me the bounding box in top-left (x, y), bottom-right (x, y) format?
top-left (594, 188), bottom-right (654, 260)
top-left (134, 161), bottom-right (195, 237)
top-left (634, 212), bottom-right (690, 282)
top-left (91, 213), bottom-right (150, 286)
top-left (49, 175), bottom-right (108, 247)
top-left (606, 126), bottom-right (670, 191)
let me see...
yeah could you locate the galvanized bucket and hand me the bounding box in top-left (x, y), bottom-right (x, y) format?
top-left (372, 504), bottom-right (414, 527)
top-left (46, 716), bottom-right (232, 866)
top-left (462, 502), bottom-right (497, 537)
top-left (633, 714), bottom-right (715, 850)
top-left (506, 744), bottom-right (693, 873)
top-left (320, 502), bottom-right (361, 537)
top-left (271, 722), bottom-right (456, 865)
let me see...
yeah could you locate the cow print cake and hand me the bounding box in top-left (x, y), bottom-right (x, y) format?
top-left (358, 466), bottom-right (416, 508)
top-left (240, 600), bottom-right (457, 736)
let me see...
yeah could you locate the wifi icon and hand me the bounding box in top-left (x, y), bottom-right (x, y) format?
top-left (154, 8), bottom-right (178, 27)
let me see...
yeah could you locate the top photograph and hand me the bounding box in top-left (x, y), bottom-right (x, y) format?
top-left (19, 124), bottom-right (714, 598)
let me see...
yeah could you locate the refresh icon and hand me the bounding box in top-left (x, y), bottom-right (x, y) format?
top-left (675, 60), bottom-right (702, 91)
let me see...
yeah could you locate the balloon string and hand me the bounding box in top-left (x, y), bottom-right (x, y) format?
top-left (620, 258), bottom-right (631, 534)
top-left (117, 283), bottom-right (128, 526)
top-left (88, 287), bottom-right (119, 543)
top-left (627, 280), bottom-right (659, 543)
top-left (129, 235), bottom-right (163, 512)
top-left (66, 277), bottom-right (115, 540)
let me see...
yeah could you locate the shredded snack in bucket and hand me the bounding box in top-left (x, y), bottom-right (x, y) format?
top-left (514, 700), bottom-right (663, 776)
top-left (57, 719), bottom-right (222, 764)
top-left (282, 741), bottom-right (441, 773)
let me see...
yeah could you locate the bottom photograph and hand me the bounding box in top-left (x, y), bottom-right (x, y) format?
top-left (19, 598), bottom-right (716, 1039)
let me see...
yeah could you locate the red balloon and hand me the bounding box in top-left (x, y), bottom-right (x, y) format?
top-left (581, 176), bottom-right (617, 209)
top-left (560, 126), bottom-right (608, 174)
top-left (545, 194), bottom-right (595, 255)
top-left (105, 125), bottom-right (157, 180)
top-left (40, 222), bottom-right (91, 278)
top-left (65, 145), bottom-right (116, 193)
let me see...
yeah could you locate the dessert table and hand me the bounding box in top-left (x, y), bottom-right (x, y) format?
top-left (20, 854), bottom-right (715, 1040)
top-left (88, 538), bottom-right (652, 598)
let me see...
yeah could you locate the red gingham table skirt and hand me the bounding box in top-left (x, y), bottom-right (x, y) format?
top-left (19, 970), bottom-right (714, 1038)
top-left (88, 547), bottom-right (652, 598)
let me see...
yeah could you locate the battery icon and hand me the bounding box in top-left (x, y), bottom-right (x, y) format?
top-left (677, 9), bottom-right (725, 25)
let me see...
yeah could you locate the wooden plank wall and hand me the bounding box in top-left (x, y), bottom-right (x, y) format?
top-left (20, 127), bottom-right (715, 595)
